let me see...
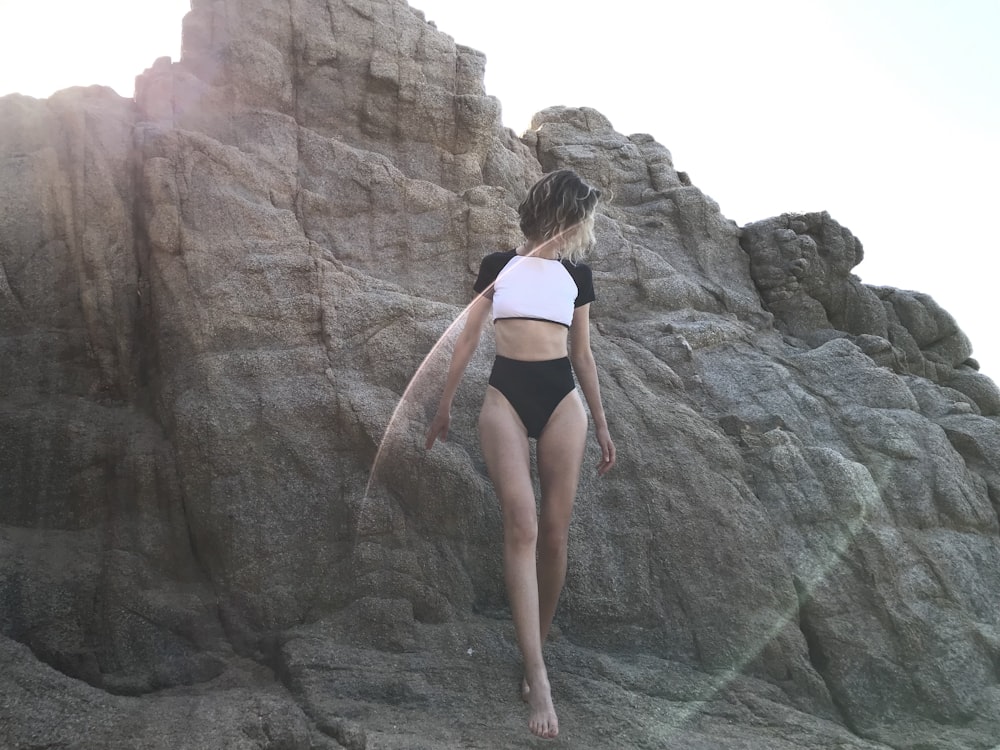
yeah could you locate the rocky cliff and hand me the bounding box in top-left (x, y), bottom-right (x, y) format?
top-left (2, 1), bottom-right (999, 748)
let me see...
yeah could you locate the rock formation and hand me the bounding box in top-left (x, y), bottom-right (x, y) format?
top-left (2, 0), bottom-right (999, 748)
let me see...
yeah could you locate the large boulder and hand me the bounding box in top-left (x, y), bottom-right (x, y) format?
top-left (2, 0), bottom-right (999, 747)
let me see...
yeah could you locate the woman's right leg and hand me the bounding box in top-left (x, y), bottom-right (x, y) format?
top-left (478, 386), bottom-right (559, 740)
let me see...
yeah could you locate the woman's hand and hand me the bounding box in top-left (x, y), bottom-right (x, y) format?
top-left (595, 424), bottom-right (616, 476)
top-left (424, 407), bottom-right (451, 450)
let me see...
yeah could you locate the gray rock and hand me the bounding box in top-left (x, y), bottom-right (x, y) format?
top-left (2, 0), bottom-right (999, 748)
top-left (741, 212), bottom-right (1000, 415)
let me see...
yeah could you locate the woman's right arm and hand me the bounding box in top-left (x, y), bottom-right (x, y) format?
top-left (424, 293), bottom-right (493, 449)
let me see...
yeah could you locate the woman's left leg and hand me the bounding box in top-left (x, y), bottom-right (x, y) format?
top-left (535, 389), bottom-right (588, 644)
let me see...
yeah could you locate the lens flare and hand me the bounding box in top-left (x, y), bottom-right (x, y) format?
top-left (356, 229), bottom-right (872, 739)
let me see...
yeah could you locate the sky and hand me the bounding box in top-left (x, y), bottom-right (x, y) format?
top-left (1, 0), bottom-right (997, 378)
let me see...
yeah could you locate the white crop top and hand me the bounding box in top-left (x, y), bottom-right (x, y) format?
top-left (473, 250), bottom-right (596, 328)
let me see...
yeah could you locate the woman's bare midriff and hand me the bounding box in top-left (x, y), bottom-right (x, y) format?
top-left (494, 318), bottom-right (569, 361)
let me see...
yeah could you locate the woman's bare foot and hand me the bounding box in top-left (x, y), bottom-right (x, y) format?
top-left (525, 675), bottom-right (558, 739)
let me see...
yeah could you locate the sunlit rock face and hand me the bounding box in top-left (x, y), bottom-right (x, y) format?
top-left (2, 1), bottom-right (999, 748)
top-left (741, 211), bottom-right (1000, 415)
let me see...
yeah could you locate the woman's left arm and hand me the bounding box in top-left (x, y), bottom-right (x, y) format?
top-left (569, 303), bottom-right (616, 476)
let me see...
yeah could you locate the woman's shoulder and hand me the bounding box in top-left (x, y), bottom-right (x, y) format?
top-left (560, 259), bottom-right (593, 278)
top-left (561, 259), bottom-right (595, 306)
top-left (473, 249), bottom-right (518, 293)
top-left (476, 249), bottom-right (518, 274)
top-left (483, 248), bottom-right (518, 262)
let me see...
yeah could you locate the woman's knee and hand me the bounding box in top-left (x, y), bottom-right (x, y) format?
top-left (537, 519), bottom-right (569, 555)
top-left (503, 504), bottom-right (538, 547)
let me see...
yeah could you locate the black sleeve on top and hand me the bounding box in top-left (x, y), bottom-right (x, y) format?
top-left (566, 261), bottom-right (596, 307)
top-left (472, 251), bottom-right (513, 294)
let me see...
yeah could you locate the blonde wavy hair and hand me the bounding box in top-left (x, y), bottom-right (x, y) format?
top-left (518, 169), bottom-right (602, 263)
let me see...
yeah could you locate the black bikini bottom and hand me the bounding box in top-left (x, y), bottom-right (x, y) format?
top-left (488, 355), bottom-right (575, 439)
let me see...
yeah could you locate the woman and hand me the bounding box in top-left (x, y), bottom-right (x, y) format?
top-left (424, 169), bottom-right (616, 739)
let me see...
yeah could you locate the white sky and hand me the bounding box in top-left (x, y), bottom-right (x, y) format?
top-left (1, 0), bottom-right (997, 378)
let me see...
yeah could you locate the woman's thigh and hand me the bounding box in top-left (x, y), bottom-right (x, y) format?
top-left (479, 387), bottom-right (535, 519)
top-left (536, 391), bottom-right (588, 530)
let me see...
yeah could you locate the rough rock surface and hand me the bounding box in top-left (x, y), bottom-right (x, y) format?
top-left (2, 1), bottom-right (999, 748)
